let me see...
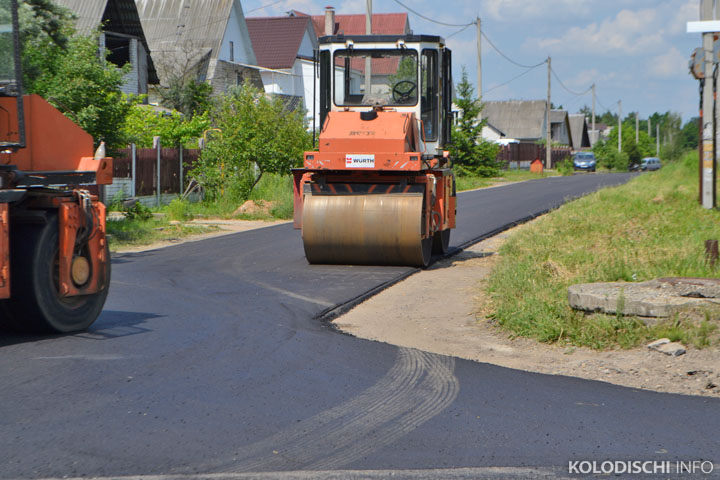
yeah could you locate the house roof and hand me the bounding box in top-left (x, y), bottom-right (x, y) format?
top-left (482, 100), bottom-right (548, 141)
top-left (569, 114), bottom-right (590, 149)
top-left (550, 110), bottom-right (568, 124)
top-left (292, 11), bottom-right (409, 37)
top-left (246, 16), bottom-right (314, 69)
top-left (136, 0), bottom-right (257, 80)
top-left (54, 0), bottom-right (158, 83)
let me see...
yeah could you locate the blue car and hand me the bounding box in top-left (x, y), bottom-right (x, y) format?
top-left (572, 152), bottom-right (596, 172)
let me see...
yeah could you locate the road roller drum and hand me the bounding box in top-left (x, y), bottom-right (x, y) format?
top-left (302, 194), bottom-right (432, 267)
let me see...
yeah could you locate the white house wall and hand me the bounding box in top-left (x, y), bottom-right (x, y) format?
top-left (218, 1), bottom-right (257, 65)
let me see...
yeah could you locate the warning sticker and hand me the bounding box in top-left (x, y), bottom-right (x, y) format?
top-left (345, 154), bottom-right (375, 168)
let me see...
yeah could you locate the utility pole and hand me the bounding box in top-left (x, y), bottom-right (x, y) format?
top-left (701, 0), bottom-right (716, 208)
top-left (635, 112), bottom-right (639, 143)
top-left (656, 124), bottom-right (660, 156)
top-left (546, 56), bottom-right (551, 169)
top-left (476, 16), bottom-right (482, 99)
top-left (618, 100), bottom-right (622, 153)
top-left (591, 84), bottom-right (596, 145)
top-left (364, 0), bottom-right (372, 96)
top-left (648, 117), bottom-right (651, 138)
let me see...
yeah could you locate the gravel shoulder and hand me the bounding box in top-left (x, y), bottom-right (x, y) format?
top-left (333, 222), bottom-right (720, 398)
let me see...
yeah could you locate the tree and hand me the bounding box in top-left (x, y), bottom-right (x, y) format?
top-left (122, 104), bottom-right (210, 148)
top-left (29, 34), bottom-right (133, 149)
top-left (191, 83), bottom-right (311, 202)
top-left (159, 77), bottom-right (213, 119)
top-left (449, 68), bottom-right (500, 177)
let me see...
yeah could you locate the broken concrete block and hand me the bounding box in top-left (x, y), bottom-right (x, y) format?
top-left (648, 339), bottom-right (686, 356)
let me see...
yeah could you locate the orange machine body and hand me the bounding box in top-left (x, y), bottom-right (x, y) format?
top-left (0, 95), bottom-right (111, 300)
top-left (0, 94), bottom-right (112, 184)
top-left (294, 110), bottom-right (455, 237)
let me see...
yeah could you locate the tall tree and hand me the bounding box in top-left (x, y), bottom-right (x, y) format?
top-left (449, 67), bottom-right (500, 177)
top-left (191, 83), bottom-right (311, 202)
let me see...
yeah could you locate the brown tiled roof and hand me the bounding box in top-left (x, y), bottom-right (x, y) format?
top-left (296, 11), bottom-right (409, 37)
top-left (246, 16), bottom-right (313, 69)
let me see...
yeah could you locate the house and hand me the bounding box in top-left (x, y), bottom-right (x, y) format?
top-left (245, 16), bottom-right (318, 127)
top-left (292, 7), bottom-right (410, 37)
top-left (481, 100), bottom-right (546, 143)
top-left (481, 100), bottom-right (573, 147)
top-left (550, 110), bottom-right (573, 148)
top-left (54, 0), bottom-right (159, 97)
top-left (569, 114), bottom-right (591, 150)
top-left (480, 122), bottom-right (506, 143)
top-left (589, 122), bottom-right (611, 146)
top-left (135, 0), bottom-right (263, 98)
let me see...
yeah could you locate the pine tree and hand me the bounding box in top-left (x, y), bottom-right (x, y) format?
top-left (449, 68), bottom-right (500, 177)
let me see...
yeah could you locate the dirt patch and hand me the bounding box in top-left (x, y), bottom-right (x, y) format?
top-left (111, 218), bottom-right (290, 254)
top-left (334, 224), bottom-right (720, 398)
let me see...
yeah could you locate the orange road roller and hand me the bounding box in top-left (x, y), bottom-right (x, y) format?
top-left (294, 34), bottom-right (456, 267)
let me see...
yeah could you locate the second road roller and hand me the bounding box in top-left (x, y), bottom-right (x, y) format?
top-left (293, 33), bottom-right (455, 267)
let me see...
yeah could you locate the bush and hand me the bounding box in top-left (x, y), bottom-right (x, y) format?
top-left (123, 201), bottom-right (152, 221)
top-left (557, 158), bottom-right (574, 176)
top-left (167, 198), bottom-right (192, 221)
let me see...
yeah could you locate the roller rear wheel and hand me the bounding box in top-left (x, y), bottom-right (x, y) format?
top-left (432, 229), bottom-right (451, 255)
top-left (0, 213), bottom-right (110, 333)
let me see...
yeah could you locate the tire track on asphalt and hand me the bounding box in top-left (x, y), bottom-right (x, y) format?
top-left (226, 348), bottom-right (459, 472)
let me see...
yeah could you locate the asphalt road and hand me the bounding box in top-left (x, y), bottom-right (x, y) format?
top-left (2, 173), bottom-right (719, 479)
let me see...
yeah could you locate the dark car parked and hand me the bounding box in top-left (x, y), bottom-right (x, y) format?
top-left (572, 152), bottom-right (596, 172)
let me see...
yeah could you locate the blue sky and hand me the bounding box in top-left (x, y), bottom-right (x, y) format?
top-left (243, 0), bottom-right (701, 123)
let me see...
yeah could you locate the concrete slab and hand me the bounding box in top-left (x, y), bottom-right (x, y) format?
top-left (568, 277), bottom-right (720, 320)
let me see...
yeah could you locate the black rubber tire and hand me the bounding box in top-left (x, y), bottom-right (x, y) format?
top-left (0, 213), bottom-right (110, 333)
top-left (417, 236), bottom-right (433, 268)
top-left (432, 229), bottom-right (451, 255)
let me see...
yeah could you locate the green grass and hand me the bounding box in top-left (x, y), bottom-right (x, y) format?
top-left (106, 216), bottom-right (218, 250)
top-left (456, 169), bottom-right (559, 192)
top-left (486, 151), bottom-right (720, 350)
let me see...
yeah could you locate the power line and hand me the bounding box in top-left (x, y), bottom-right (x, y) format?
top-left (245, 0), bottom-right (284, 14)
top-left (484, 63), bottom-right (544, 94)
top-left (550, 67), bottom-right (592, 96)
top-left (481, 31), bottom-right (546, 69)
top-left (390, 0), bottom-right (475, 27)
top-left (446, 23), bottom-right (473, 39)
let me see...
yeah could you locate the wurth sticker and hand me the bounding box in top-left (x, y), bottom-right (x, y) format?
top-left (345, 154), bottom-right (375, 168)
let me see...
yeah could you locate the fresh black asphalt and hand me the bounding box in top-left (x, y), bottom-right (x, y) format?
top-left (1, 173), bottom-right (718, 479)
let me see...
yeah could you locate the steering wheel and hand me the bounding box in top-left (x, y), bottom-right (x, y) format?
top-left (392, 80), bottom-right (417, 103)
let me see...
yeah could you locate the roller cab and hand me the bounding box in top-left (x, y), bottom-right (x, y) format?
top-left (294, 34), bottom-right (455, 267)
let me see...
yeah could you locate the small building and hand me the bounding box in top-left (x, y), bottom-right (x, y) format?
top-left (550, 110), bottom-right (573, 148)
top-left (136, 0), bottom-right (263, 98)
top-left (54, 0), bottom-right (159, 97)
top-left (481, 100), bottom-right (547, 143)
top-left (245, 16), bottom-right (318, 127)
top-left (569, 114), bottom-right (591, 150)
top-left (481, 100), bottom-right (573, 147)
top-left (481, 122), bottom-right (506, 143)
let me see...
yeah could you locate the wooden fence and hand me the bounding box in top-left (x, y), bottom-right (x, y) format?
top-left (112, 146), bottom-right (201, 197)
top-left (496, 142), bottom-right (572, 169)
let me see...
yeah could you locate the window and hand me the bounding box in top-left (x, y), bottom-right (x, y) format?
top-left (421, 49), bottom-right (438, 141)
top-left (333, 49), bottom-right (417, 107)
top-left (229, 41), bottom-right (234, 62)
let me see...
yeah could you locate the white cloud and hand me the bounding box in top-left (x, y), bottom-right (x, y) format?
top-left (482, 0), bottom-right (592, 22)
top-left (528, 7), bottom-right (668, 56)
top-left (648, 47), bottom-right (687, 77)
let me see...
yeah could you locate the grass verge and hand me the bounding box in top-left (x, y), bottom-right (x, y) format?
top-left (107, 216), bottom-right (219, 251)
top-left (486, 151), bottom-right (720, 350)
